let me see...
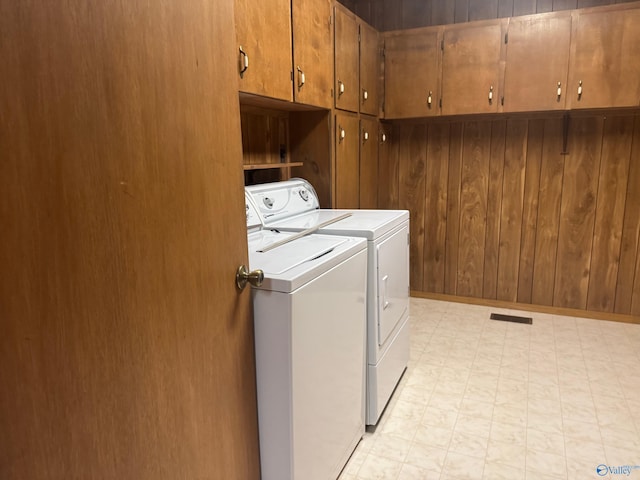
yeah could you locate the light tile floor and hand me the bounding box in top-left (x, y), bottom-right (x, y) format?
top-left (339, 298), bottom-right (640, 480)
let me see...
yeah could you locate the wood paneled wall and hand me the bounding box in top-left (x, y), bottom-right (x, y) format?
top-left (379, 114), bottom-right (640, 316)
top-left (341, 0), bottom-right (635, 30)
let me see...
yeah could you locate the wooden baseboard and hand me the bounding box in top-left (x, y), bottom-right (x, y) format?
top-left (411, 292), bottom-right (640, 325)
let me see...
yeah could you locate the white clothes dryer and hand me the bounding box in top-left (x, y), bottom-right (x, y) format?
top-left (245, 193), bottom-right (367, 480)
top-left (246, 180), bottom-right (410, 425)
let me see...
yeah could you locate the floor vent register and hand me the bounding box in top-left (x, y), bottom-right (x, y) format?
top-left (489, 313), bottom-right (533, 325)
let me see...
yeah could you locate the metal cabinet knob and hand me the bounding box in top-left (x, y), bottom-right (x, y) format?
top-left (236, 265), bottom-right (264, 290)
top-left (239, 46), bottom-right (249, 77)
top-left (297, 66), bottom-right (305, 88)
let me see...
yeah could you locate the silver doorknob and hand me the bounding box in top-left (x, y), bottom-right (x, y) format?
top-left (236, 265), bottom-right (264, 290)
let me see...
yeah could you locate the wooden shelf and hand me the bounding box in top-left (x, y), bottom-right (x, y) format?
top-left (243, 162), bottom-right (303, 171)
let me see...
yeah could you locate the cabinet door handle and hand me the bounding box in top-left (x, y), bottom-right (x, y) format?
top-left (362, 130), bottom-right (369, 143)
top-left (239, 46), bottom-right (249, 77)
top-left (338, 80), bottom-right (345, 96)
top-left (488, 85), bottom-right (493, 104)
top-left (297, 66), bottom-right (305, 89)
top-left (362, 88), bottom-right (368, 101)
top-left (381, 133), bottom-right (387, 143)
top-left (557, 81), bottom-right (562, 99)
top-left (339, 126), bottom-right (346, 142)
top-left (427, 91), bottom-right (433, 108)
top-left (577, 80), bottom-right (583, 99)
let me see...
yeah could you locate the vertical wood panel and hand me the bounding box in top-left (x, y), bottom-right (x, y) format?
top-left (359, 116), bottom-right (380, 208)
top-left (537, 0), bottom-right (554, 12)
top-left (399, 123), bottom-right (427, 290)
top-left (445, 123), bottom-right (464, 294)
top-left (498, 0), bottom-right (514, 17)
top-left (432, 0), bottom-right (456, 25)
top-left (532, 118), bottom-right (564, 306)
top-left (615, 116), bottom-right (640, 314)
top-left (423, 123), bottom-right (450, 293)
top-left (469, 0), bottom-right (499, 20)
top-left (578, 0), bottom-right (614, 7)
top-left (517, 119), bottom-right (544, 303)
top-left (402, 0), bottom-right (432, 29)
top-left (587, 116), bottom-right (633, 312)
top-left (483, 120), bottom-right (507, 299)
top-left (553, 116), bottom-right (603, 309)
top-left (552, 0), bottom-right (578, 11)
top-left (382, 0), bottom-right (404, 31)
top-left (497, 119), bottom-right (528, 301)
top-left (513, 0), bottom-right (538, 15)
top-left (457, 121), bottom-right (491, 297)
top-left (455, 0), bottom-right (470, 22)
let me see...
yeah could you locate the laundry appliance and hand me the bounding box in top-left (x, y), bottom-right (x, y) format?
top-left (246, 180), bottom-right (409, 425)
top-left (244, 193), bottom-right (367, 480)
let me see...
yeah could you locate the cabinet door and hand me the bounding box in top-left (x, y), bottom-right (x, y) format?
top-left (235, 0), bottom-right (292, 101)
top-left (384, 28), bottom-right (441, 119)
top-left (359, 21), bottom-right (380, 116)
top-left (441, 20), bottom-right (505, 115)
top-left (359, 116), bottom-right (379, 209)
top-left (335, 113), bottom-right (360, 208)
top-left (334, 5), bottom-right (360, 113)
top-left (503, 12), bottom-right (571, 112)
top-left (292, 0), bottom-right (334, 108)
top-left (567, 6), bottom-right (640, 109)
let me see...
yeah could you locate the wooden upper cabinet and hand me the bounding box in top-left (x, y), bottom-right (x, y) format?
top-left (567, 4), bottom-right (640, 109)
top-left (292, 0), bottom-right (334, 108)
top-left (334, 5), bottom-right (360, 113)
top-left (503, 12), bottom-right (572, 112)
top-left (441, 19), bottom-right (506, 116)
top-left (384, 27), bottom-right (442, 119)
top-left (235, 0), bottom-right (293, 101)
top-left (359, 116), bottom-right (379, 209)
top-left (359, 22), bottom-right (380, 116)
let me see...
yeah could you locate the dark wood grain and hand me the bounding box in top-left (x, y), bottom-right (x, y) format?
top-left (537, 0), bottom-right (554, 12)
top-left (432, 0), bottom-right (457, 24)
top-left (513, 0), bottom-right (538, 15)
top-left (615, 116), bottom-right (640, 314)
top-left (457, 122), bottom-right (492, 297)
top-left (399, 123), bottom-right (428, 290)
top-left (423, 123), bottom-right (451, 293)
top-left (517, 119), bottom-right (544, 303)
top-left (553, 116), bottom-right (603, 309)
top-left (532, 118), bottom-right (565, 306)
top-left (334, 112), bottom-right (361, 208)
top-left (483, 120), bottom-right (507, 299)
top-left (552, 0), bottom-right (578, 10)
top-left (469, 0), bottom-right (499, 20)
top-left (377, 123), bottom-right (400, 209)
top-left (586, 116), bottom-right (633, 312)
top-left (498, 119), bottom-right (528, 302)
top-left (455, 0), bottom-right (470, 22)
top-left (359, 116), bottom-right (380, 208)
top-left (498, 0), bottom-right (515, 16)
top-left (402, 0), bottom-right (433, 28)
top-left (445, 123), bottom-right (465, 295)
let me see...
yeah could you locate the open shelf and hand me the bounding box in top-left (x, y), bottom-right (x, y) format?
top-left (243, 162), bottom-right (304, 171)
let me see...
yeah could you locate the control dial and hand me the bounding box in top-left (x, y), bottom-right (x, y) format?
top-left (299, 189), bottom-right (309, 202)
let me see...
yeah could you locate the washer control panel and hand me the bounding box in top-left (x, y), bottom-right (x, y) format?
top-left (246, 179), bottom-right (319, 226)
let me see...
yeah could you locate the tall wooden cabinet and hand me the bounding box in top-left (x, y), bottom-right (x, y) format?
top-left (567, 4), bottom-right (640, 109)
top-left (384, 27), bottom-right (442, 118)
top-left (441, 19), bottom-right (506, 115)
top-left (359, 115), bottom-right (379, 208)
top-left (235, 0), bottom-right (293, 101)
top-left (292, 0), bottom-right (334, 108)
top-left (503, 12), bottom-right (572, 112)
top-left (335, 4), bottom-right (360, 112)
top-left (334, 112), bottom-right (361, 208)
top-left (359, 22), bottom-right (380, 116)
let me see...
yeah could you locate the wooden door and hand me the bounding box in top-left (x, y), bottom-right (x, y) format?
top-left (292, 0), bottom-right (334, 108)
top-left (503, 12), bottom-right (572, 112)
top-left (334, 5), bottom-right (360, 113)
top-left (0, 1), bottom-right (260, 479)
top-left (359, 116), bottom-right (380, 209)
top-left (335, 113), bottom-right (361, 208)
top-left (235, 0), bottom-right (293, 101)
top-left (359, 21), bottom-right (380, 116)
top-left (384, 27), bottom-right (442, 119)
top-left (567, 5), bottom-right (640, 109)
top-left (441, 19), bottom-right (505, 115)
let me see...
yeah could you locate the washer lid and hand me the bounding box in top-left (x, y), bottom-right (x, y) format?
top-left (247, 231), bottom-right (366, 292)
top-left (269, 209), bottom-right (409, 240)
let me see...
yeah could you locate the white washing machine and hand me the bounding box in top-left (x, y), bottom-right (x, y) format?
top-left (246, 180), bottom-right (410, 425)
top-left (245, 193), bottom-right (367, 480)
